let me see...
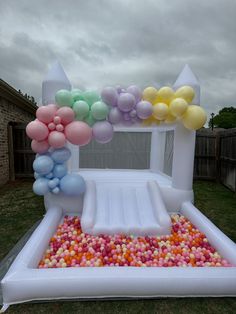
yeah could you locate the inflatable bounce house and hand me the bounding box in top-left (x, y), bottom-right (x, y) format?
top-left (1, 63), bottom-right (236, 311)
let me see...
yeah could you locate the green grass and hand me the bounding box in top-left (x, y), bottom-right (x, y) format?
top-left (0, 180), bottom-right (236, 314)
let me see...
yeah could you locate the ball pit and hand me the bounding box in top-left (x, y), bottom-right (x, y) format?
top-left (39, 214), bottom-right (232, 269)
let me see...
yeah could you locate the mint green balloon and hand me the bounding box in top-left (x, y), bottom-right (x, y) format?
top-left (55, 89), bottom-right (73, 107)
top-left (71, 89), bottom-right (84, 102)
top-left (91, 101), bottom-right (109, 120)
top-left (84, 112), bottom-right (96, 126)
top-left (73, 100), bottom-right (89, 119)
top-left (82, 90), bottom-right (100, 107)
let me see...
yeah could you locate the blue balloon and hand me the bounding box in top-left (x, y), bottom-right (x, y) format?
top-left (46, 172), bottom-right (54, 179)
top-left (34, 172), bottom-right (41, 179)
top-left (60, 174), bottom-right (86, 196)
top-left (33, 155), bottom-right (54, 175)
top-left (48, 178), bottom-right (60, 189)
top-left (52, 187), bottom-right (60, 194)
top-left (33, 178), bottom-right (50, 195)
top-left (51, 148), bottom-right (71, 164)
top-left (53, 164), bottom-right (67, 179)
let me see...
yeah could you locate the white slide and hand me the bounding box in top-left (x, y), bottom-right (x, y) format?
top-left (81, 180), bottom-right (171, 236)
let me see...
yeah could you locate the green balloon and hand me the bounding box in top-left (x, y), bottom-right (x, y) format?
top-left (55, 89), bottom-right (73, 107)
top-left (91, 101), bottom-right (109, 120)
top-left (73, 100), bottom-right (89, 119)
top-left (71, 89), bottom-right (84, 102)
top-left (84, 112), bottom-right (96, 126)
top-left (82, 90), bottom-right (100, 107)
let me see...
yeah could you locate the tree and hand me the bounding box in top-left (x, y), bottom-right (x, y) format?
top-left (208, 106), bottom-right (236, 129)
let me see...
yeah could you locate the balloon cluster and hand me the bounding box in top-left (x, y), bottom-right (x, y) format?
top-left (33, 147), bottom-right (86, 196)
top-left (101, 86), bottom-right (153, 125)
top-left (142, 85), bottom-right (207, 130)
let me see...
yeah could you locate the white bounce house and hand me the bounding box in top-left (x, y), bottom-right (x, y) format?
top-left (1, 63), bottom-right (236, 312)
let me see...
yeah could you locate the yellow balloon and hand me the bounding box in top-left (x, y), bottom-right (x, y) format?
top-left (142, 115), bottom-right (160, 126)
top-left (174, 86), bottom-right (195, 103)
top-left (182, 105), bottom-right (207, 130)
top-left (165, 112), bottom-right (176, 124)
top-left (156, 86), bottom-right (174, 104)
top-left (142, 87), bottom-right (158, 104)
top-left (153, 102), bottom-right (169, 120)
top-left (169, 98), bottom-right (188, 118)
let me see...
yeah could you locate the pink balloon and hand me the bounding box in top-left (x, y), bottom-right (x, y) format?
top-left (48, 131), bottom-right (66, 148)
top-left (26, 120), bottom-right (49, 141)
top-left (65, 121), bottom-right (92, 146)
top-left (56, 107), bottom-right (75, 125)
top-left (56, 124), bottom-right (64, 132)
top-left (31, 139), bottom-right (49, 153)
top-left (48, 122), bottom-right (56, 130)
top-left (53, 116), bottom-right (61, 125)
top-left (36, 104), bottom-right (58, 124)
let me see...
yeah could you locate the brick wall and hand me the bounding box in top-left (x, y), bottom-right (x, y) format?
top-left (0, 97), bottom-right (35, 185)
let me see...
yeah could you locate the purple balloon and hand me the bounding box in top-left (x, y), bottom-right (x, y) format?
top-left (129, 109), bottom-right (137, 118)
top-left (109, 107), bottom-right (123, 124)
top-left (127, 85), bottom-right (142, 102)
top-left (93, 121), bottom-right (114, 144)
top-left (136, 100), bottom-right (153, 119)
top-left (117, 93), bottom-right (136, 112)
top-left (101, 87), bottom-right (118, 107)
top-left (123, 113), bottom-right (131, 121)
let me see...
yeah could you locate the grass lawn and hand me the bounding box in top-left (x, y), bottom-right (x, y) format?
top-left (0, 180), bottom-right (235, 314)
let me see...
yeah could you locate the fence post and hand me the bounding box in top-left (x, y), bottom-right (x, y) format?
top-left (215, 131), bottom-right (221, 182)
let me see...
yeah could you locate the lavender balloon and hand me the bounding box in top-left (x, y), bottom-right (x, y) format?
top-left (101, 87), bottom-right (118, 107)
top-left (108, 107), bottom-right (123, 124)
top-left (117, 93), bottom-right (136, 112)
top-left (93, 121), bottom-right (114, 144)
top-left (136, 100), bottom-right (153, 119)
top-left (129, 109), bottom-right (137, 118)
top-left (127, 85), bottom-right (142, 102)
top-left (123, 113), bottom-right (131, 121)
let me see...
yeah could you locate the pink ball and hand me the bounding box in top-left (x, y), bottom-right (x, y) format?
top-left (31, 139), bottom-right (49, 153)
top-left (65, 121), bottom-right (92, 146)
top-left (48, 122), bottom-right (56, 130)
top-left (36, 104), bottom-right (58, 124)
top-left (54, 116), bottom-right (61, 125)
top-left (56, 107), bottom-right (75, 125)
top-left (56, 124), bottom-right (64, 132)
top-left (48, 131), bottom-right (66, 148)
top-left (26, 120), bottom-right (49, 141)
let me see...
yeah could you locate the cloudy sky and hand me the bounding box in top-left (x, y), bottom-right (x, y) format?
top-left (0, 0), bottom-right (236, 118)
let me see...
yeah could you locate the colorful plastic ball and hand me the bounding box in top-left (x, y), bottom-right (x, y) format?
top-left (108, 107), bottom-right (123, 124)
top-left (136, 101), bottom-right (153, 119)
top-left (53, 164), bottom-right (67, 179)
top-left (153, 103), bottom-right (169, 120)
top-left (56, 107), bottom-right (75, 125)
top-left (31, 139), bottom-right (49, 154)
top-left (33, 177), bottom-right (50, 195)
top-left (82, 90), bottom-right (100, 107)
top-left (55, 89), bottom-right (73, 107)
top-left (174, 86), bottom-right (195, 103)
top-left (71, 89), bottom-right (84, 102)
top-left (169, 98), bottom-right (188, 118)
top-left (26, 120), bottom-right (49, 141)
top-left (126, 85), bottom-right (142, 102)
top-left (101, 86), bottom-right (118, 107)
top-left (60, 174), bottom-right (86, 196)
top-left (48, 177), bottom-right (60, 189)
top-left (91, 101), bottom-right (109, 120)
top-left (48, 131), bottom-right (66, 148)
top-left (117, 93), bottom-right (136, 112)
top-left (33, 155), bottom-right (54, 175)
top-left (36, 104), bottom-right (58, 124)
top-left (142, 87), bottom-right (158, 104)
top-left (182, 105), bottom-right (207, 130)
top-left (73, 101), bottom-right (90, 119)
top-left (51, 147), bottom-right (71, 163)
top-left (92, 121), bottom-right (113, 144)
top-left (65, 121), bottom-right (92, 146)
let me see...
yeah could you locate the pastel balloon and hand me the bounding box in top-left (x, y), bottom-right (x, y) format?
top-left (117, 93), bottom-right (136, 112)
top-left (33, 178), bottom-right (50, 195)
top-left (91, 101), bottom-right (109, 120)
top-left (36, 104), bottom-right (58, 124)
top-left (156, 87), bottom-right (174, 104)
top-left (127, 85), bottom-right (142, 102)
top-left (73, 100), bottom-right (89, 119)
top-left (53, 163), bottom-right (67, 178)
top-left (48, 122), bottom-right (56, 130)
top-left (65, 121), bottom-right (92, 146)
top-left (169, 98), bottom-right (188, 118)
top-left (123, 113), bottom-right (131, 121)
top-left (153, 103), bottom-right (169, 120)
top-left (82, 90), bottom-right (100, 107)
top-left (165, 112), bottom-right (176, 124)
top-left (52, 187), bottom-right (60, 194)
top-left (182, 105), bottom-right (207, 130)
top-left (56, 107), bottom-right (75, 125)
top-left (129, 109), bottom-right (137, 118)
top-left (48, 178), bottom-right (60, 189)
top-left (56, 124), bottom-right (64, 132)
top-left (48, 131), bottom-right (66, 148)
top-left (107, 107), bottom-right (121, 124)
top-left (174, 86), bottom-right (195, 103)
top-left (45, 172), bottom-right (53, 179)
top-left (60, 174), bottom-right (86, 196)
top-left (101, 86), bottom-right (118, 107)
top-left (51, 147), bottom-right (71, 163)
top-left (136, 101), bottom-right (153, 119)
top-left (26, 120), bottom-right (49, 141)
top-left (53, 116), bottom-right (61, 124)
top-left (84, 112), bottom-right (96, 126)
top-left (55, 89), bottom-right (73, 107)
top-left (31, 139), bottom-right (49, 154)
top-left (34, 172), bottom-right (41, 179)
top-left (142, 87), bottom-right (158, 104)
top-left (33, 155), bottom-right (54, 175)
top-left (93, 121), bottom-right (113, 144)
top-left (71, 89), bottom-right (84, 102)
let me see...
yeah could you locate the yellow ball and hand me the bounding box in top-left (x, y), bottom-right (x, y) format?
top-left (165, 112), bottom-right (176, 124)
top-left (174, 86), bottom-right (195, 103)
top-left (169, 98), bottom-right (188, 118)
top-left (153, 102), bottom-right (169, 120)
top-left (182, 105), bottom-right (207, 130)
top-left (156, 86), bottom-right (174, 104)
top-left (142, 87), bottom-right (158, 104)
